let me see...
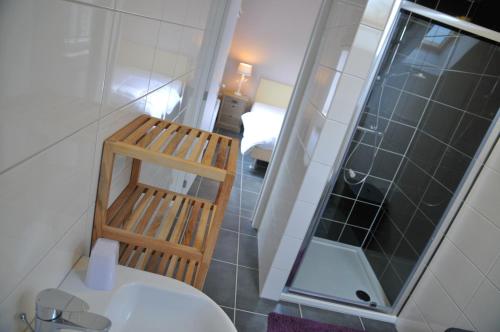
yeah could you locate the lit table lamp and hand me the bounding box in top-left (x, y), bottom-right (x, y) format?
top-left (235, 62), bottom-right (252, 96)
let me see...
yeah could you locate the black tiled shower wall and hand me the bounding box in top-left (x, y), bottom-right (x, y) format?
top-left (410, 0), bottom-right (499, 32)
top-left (314, 10), bottom-right (500, 306)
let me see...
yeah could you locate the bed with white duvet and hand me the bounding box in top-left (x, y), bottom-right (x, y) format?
top-left (240, 102), bottom-right (286, 154)
top-left (239, 78), bottom-right (293, 162)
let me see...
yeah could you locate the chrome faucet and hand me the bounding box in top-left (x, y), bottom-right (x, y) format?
top-left (23, 288), bottom-right (111, 332)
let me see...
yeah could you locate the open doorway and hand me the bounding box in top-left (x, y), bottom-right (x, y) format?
top-left (211, 0), bottom-right (321, 223)
top-left (189, 0), bottom-right (323, 328)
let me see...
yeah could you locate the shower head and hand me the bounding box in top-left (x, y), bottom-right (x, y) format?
top-left (413, 72), bottom-right (427, 79)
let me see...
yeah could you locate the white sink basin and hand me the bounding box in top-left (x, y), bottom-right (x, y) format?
top-left (60, 257), bottom-right (236, 332)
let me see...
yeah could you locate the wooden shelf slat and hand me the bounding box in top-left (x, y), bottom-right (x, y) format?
top-left (164, 126), bottom-right (190, 155)
top-left (108, 186), bottom-right (143, 227)
top-left (94, 116), bottom-right (237, 288)
top-left (189, 132), bottom-right (209, 162)
top-left (202, 134), bottom-right (219, 165)
top-left (176, 129), bottom-right (199, 158)
top-left (150, 123), bottom-right (179, 151)
top-left (123, 188), bottom-right (155, 231)
top-left (124, 118), bottom-right (159, 144)
top-left (110, 141), bottom-right (228, 182)
top-left (137, 121), bottom-right (169, 148)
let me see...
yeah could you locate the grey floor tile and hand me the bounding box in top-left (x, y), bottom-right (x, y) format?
top-left (215, 127), bottom-right (242, 139)
top-left (240, 216), bottom-right (257, 236)
top-left (220, 306), bottom-right (234, 322)
top-left (233, 175), bottom-right (242, 189)
top-left (236, 266), bottom-right (299, 316)
top-left (243, 164), bottom-right (267, 178)
top-left (188, 177), bottom-right (201, 194)
top-left (222, 211), bottom-right (239, 232)
top-left (238, 157), bottom-right (253, 167)
top-left (213, 229), bottom-right (238, 263)
top-left (227, 188), bottom-right (241, 210)
top-left (238, 234), bottom-right (259, 269)
top-left (235, 310), bottom-right (267, 332)
top-left (242, 175), bottom-right (263, 193)
top-left (226, 204), bottom-right (240, 215)
top-left (203, 260), bottom-right (236, 308)
top-left (240, 208), bottom-right (254, 219)
top-left (301, 305), bottom-right (364, 330)
top-left (361, 317), bottom-right (398, 332)
top-left (197, 180), bottom-right (218, 200)
top-left (241, 190), bottom-right (259, 211)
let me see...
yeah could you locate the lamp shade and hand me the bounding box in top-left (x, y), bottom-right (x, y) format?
top-left (237, 62), bottom-right (253, 76)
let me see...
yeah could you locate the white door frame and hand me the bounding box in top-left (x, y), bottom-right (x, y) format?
top-left (194, 0), bottom-right (242, 132)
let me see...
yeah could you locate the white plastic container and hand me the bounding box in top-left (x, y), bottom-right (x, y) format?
top-left (85, 238), bottom-right (119, 290)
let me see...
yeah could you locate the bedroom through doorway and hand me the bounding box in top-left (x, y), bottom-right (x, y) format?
top-left (206, 0), bottom-right (322, 231)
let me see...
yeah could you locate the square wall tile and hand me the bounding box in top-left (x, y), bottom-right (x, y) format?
top-left (326, 0), bottom-right (365, 29)
top-left (285, 200), bottom-right (316, 239)
top-left (272, 236), bottom-right (303, 271)
top-left (174, 27), bottom-right (204, 77)
top-left (396, 300), bottom-right (432, 332)
top-left (487, 255), bottom-right (500, 290)
top-left (344, 24), bottom-right (383, 79)
top-left (101, 13), bottom-right (160, 115)
top-left (259, 267), bottom-right (288, 300)
top-left (312, 119), bottom-right (348, 166)
top-left (485, 141), bottom-right (500, 173)
top-left (362, 0), bottom-right (394, 30)
top-left (319, 27), bottom-right (348, 70)
top-left (185, 0), bottom-right (213, 30)
top-left (429, 238), bottom-right (483, 310)
top-left (327, 73), bottom-right (365, 125)
top-left (297, 103), bottom-right (326, 159)
top-left (88, 99), bottom-right (147, 210)
top-left (453, 314), bottom-right (476, 332)
top-left (0, 212), bottom-right (90, 331)
top-left (0, 0), bottom-right (113, 173)
top-left (308, 64), bottom-right (337, 112)
top-left (447, 205), bottom-right (500, 274)
top-left (116, 0), bottom-right (164, 19)
top-left (297, 161), bottom-right (331, 204)
top-left (0, 123), bottom-right (97, 303)
top-left (284, 135), bottom-right (311, 188)
top-left (161, 0), bottom-right (189, 25)
top-left (412, 272), bottom-right (461, 332)
top-left (464, 279), bottom-right (500, 332)
top-left (149, 22), bottom-right (183, 91)
top-left (78, 0), bottom-right (115, 8)
top-left (466, 166), bottom-right (500, 229)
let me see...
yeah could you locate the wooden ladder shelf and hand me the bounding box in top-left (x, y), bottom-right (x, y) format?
top-left (93, 115), bottom-right (238, 289)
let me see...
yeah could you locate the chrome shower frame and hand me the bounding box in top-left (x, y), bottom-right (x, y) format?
top-left (285, 0), bottom-right (500, 316)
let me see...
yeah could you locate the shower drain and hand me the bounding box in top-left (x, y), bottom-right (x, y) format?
top-left (355, 290), bottom-right (371, 302)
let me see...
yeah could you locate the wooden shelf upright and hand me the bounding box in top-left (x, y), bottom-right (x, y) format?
top-left (93, 115), bottom-right (238, 289)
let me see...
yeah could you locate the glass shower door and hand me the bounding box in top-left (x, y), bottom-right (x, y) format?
top-left (288, 4), bottom-right (500, 312)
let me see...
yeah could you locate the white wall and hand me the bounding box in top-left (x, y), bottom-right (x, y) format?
top-left (221, 0), bottom-right (321, 100)
top-left (397, 136), bottom-right (500, 332)
top-left (258, 0), bottom-right (396, 300)
top-left (0, 0), bottom-right (219, 330)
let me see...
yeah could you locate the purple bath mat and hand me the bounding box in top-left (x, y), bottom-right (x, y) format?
top-left (267, 312), bottom-right (364, 332)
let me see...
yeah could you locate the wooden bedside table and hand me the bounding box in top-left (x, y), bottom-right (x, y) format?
top-left (216, 91), bottom-right (249, 133)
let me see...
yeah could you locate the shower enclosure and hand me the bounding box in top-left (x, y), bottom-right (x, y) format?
top-left (288, 1), bottom-right (500, 313)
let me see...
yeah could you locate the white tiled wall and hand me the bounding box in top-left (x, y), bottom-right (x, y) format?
top-left (397, 139), bottom-right (500, 332)
top-left (0, 0), bottom-right (216, 330)
top-left (258, 0), bottom-right (397, 299)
